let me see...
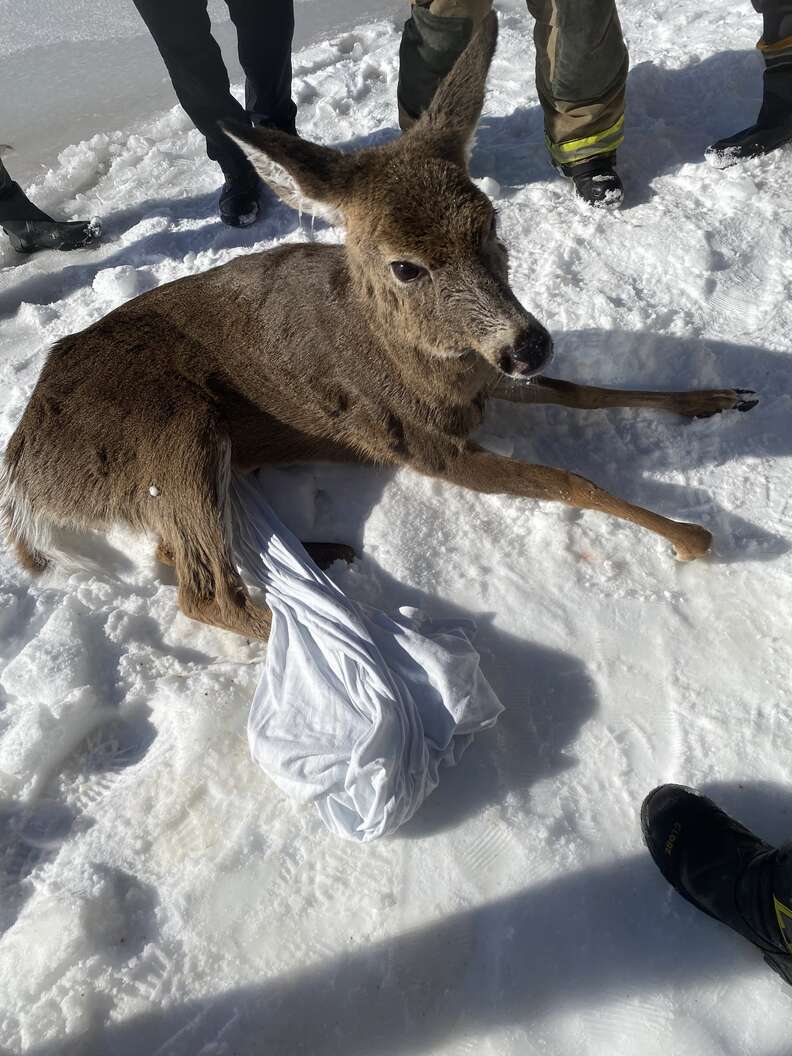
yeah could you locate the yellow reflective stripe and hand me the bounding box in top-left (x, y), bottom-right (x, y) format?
top-left (546, 116), bottom-right (624, 164)
top-left (774, 896), bottom-right (792, 955)
top-left (547, 136), bottom-right (623, 164)
top-left (552, 115), bottom-right (625, 155)
top-left (546, 135), bottom-right (623, 164)
top-left (758, 34), bottom-right (792, 53)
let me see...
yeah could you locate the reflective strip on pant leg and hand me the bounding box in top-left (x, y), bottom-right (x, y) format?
top-left (546, 114), bottom-right (624, 164)
top-left (774, 895), bottom-right (792, 954)
top-left (758, 32), bottom-right (792, 68)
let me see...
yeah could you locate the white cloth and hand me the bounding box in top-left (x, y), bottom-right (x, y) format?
top-left (231, 472), bottom-right (503, 842)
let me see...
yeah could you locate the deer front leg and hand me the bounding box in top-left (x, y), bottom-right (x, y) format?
top-left (492, 376), bottom-right (758, 418)
top-left (434, 446), bottom-right (712, 561)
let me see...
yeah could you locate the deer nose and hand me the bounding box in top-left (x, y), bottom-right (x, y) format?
top-left (497, 327), bottom-right (553, 377)
top-left (511, 327), bottom-right (553, 376)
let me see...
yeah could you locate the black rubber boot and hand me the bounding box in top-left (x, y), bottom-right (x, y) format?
top-left (641, 784), bottom-right (792, 986)
top-left (706, 64), bottom-right (792, 166)
top-left (0, 162), bottom-right (101, 253)
top-left (558, 153), bottom-right (624, 210)
top-left (219, 166), bottom-right (260, 228)
top-left (1, 218), bottom-right (101, 253)
top-left (705, 117), bottom-right (792, 167)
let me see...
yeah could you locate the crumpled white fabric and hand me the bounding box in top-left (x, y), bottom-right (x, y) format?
top-left (231, 471), bottom-right (503, 842)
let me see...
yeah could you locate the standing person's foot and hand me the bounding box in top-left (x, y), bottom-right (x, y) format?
top-left (558, 154), bottom-right (624, 210)
top-left (1, 218), bottom-right (101, 253)
top-left (219, 168), bottom-right (260, 228)
top-left (706, 118), bottom-right (792, 167)
top-left (707, 56), bottom-right (792, 167)
top-left (641, 784), bottom-right (792, 986)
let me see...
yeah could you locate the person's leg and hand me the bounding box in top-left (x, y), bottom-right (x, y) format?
top-left (397, 0), bottom-right (492, 130)
top-left (642, 785), bottom-right (792, 986)
top-left (527, 0), bottom-right (628, 206)
top-left (225, 0), bottom-right (297, 134)
top-left (396, 0), bottom-right (627, 206)
top-left (707, 0), bottom-right (792, 162)
top-left (754, 0), bottom-right (792, 46)
top-left (755, 1), bottom-right (792, 127)
top-left (132, 0), bottom-right (251, 179)
top-left (527, 0), bottom-right (627, 166)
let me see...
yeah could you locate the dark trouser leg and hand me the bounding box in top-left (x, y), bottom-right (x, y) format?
top-left (752, 0), bottom-right (792, 42)
top-left (225, 0), bottom-right (297, 134)
top-left (397, 0), bottom-right (491, 129)
top-left (707, 0), bottom-right (792, 159)
top-left (527, 0), bottom-right (628, 166)
top-left (132, 0), bottom-right (251, 178)
top-left (753, 1), bottom-right (792, 124)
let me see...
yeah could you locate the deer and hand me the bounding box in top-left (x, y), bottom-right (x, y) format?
top-left (1, 13), bottom-right (756, 643)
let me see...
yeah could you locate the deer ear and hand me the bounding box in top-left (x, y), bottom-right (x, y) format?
top-left (407, 10), bottom-right (498, 167)
top-left (221, 124), bottom-right (356, 223)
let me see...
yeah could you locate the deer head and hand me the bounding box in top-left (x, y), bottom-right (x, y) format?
top-left (224, 13), bottom-right (553, 381)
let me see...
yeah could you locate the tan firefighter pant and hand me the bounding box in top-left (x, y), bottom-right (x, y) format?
top-left (398, 0), bottom-right (628, 165)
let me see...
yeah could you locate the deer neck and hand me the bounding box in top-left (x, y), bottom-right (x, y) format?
top-left (380, 338), bottom-right (494, 409)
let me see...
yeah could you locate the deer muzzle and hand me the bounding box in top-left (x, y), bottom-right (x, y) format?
top-left (497, 325), bottom-right (553, 378)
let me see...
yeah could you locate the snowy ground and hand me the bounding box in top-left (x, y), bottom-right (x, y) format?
top-left (2, 1), bottom-right (792, 1053)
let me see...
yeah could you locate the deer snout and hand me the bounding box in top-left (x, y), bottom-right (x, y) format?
top-left (497, 326), bottom-right (553, 378)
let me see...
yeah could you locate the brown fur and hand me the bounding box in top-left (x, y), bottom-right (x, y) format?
top-left (1, 14), bottom-right (753, 639)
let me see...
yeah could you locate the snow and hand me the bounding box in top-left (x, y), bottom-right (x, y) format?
top-left (1, 0), bottom-right (792, 1053)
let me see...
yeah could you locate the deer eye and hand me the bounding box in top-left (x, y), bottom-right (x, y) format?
top-left (390, 261), bottom-right (427, 283)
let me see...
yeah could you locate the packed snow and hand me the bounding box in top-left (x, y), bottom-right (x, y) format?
top-left (1, 0), bottom-right (792, 1053)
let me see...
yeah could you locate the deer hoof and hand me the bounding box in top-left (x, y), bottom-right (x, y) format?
top-left (672, 524), bottom-right (713, 562)
top-left (734, 388), bottom-right (759, 413)
top-left (688, 388), bottom-right (759, 419)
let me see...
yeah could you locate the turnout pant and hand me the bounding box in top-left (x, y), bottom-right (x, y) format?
top-left (132, 0), bottom-right (296, 180)
top-left (754, 0), bottom-right (792, 116)
top-left (398, 0), bottom-right (628, 166)
top-left (754, 0), bottom-right (792, 42)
